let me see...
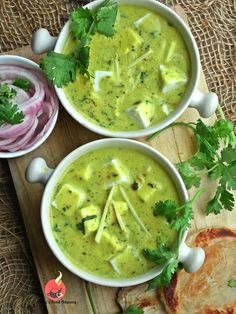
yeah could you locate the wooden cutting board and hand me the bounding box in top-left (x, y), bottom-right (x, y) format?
top-left (3, 6), bottom-right (236, 314)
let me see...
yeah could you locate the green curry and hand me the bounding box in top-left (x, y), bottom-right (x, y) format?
top-left (63, 5), bottom-right (190, 131)
top-left (50, 147), bottom-right (179, 278)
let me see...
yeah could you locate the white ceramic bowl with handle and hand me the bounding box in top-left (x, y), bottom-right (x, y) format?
top-left (26, 138), bottom-right (205, 287)
top-left (31, 0), bottom-right (218, 139)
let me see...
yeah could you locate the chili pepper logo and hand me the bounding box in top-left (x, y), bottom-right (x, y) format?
top-left (44, 271), bottom-right (66, 301)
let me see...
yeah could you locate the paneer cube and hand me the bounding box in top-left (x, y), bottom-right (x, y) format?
top-left (160, 64), bottom-right (187, 93)
top-left (74, 164), bottom-right (93, 181)
top-left (78, 205), bottom-right (100, 236)
top-left (104, 159), bottom-right (130, 189)
top-left (102, 231), bottom-right (124, 253)
top-left (53, 184), bottom-right (86, 216)
top-left (127, 101), bottom-right (155, 128)
top-left (138, 180), bottom-right (161, 202)
top-left (165, 41), bottom-right (176, 63)
top-left (127, 28), bottom-right (142, 47)
top-left (112, 201), bottom-right (128, 215)
top-left (94, 71), bottom-right (113, 92)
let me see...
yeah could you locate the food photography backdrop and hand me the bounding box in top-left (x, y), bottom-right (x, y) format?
top-left (0, 0), bottom-right (235, 313)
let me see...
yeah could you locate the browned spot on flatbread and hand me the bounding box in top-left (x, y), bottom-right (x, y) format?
top-left (162, 273), bottom-right (179, 313)
top-left (138, 296), bottom-right (157, 308)
top-left (137, 288), bottom-right (161, 308)
top-left (194, 228), bottom-right (236, 247)
top-left (199, 305), bottom-right (236, 314)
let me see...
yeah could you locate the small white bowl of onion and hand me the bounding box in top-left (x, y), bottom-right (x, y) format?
top-left (0, 55), bottom-right (58, 158)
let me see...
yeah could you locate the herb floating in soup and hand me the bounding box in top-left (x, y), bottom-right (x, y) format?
top-left (40, 2), bottom-right (190, 131)
top-left (50, 147), bottom-right (179, 278)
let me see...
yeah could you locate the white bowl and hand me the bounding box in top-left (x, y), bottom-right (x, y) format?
top-left (32, 0), bottom-right (218, 138)
top-left (0, 55), bottom-right (58, 158)
top-left (26, 138), bottom-right (205, 287)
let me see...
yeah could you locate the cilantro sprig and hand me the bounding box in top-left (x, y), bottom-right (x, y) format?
top-left (121, 305), bottom-right (144, 314)
top-left (40, 53), bottom-right (77, 87)
top-left (149, 108), bottom-right (236, 216)
top-left (228, 279), bottom-right (236, 288)
top-left (0, 84), bottom-right (24, 126)
top-left (40, 0), bottom-right (118, 87)
top-left (13, 78), bottom-right (30, 91)
top-left (144, 190), bottom-right (204, 289)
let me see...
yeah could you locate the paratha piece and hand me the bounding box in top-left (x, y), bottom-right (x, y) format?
top-left (160, 228), bottom-right (236, 314)
top-left (117, 283), bottom-right (167, 313)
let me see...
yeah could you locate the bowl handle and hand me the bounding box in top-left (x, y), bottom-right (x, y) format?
top-left (31, 28), bottom-right (58, 54)
top-left (189, 88), bottom-right (218, 118)
top-left (178, 242), bottom-right (205, 273)
top-left (25, 157), bottom-right (54, 185)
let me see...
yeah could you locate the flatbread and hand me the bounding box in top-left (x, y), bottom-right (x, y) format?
top-left (117, 283), bottom-right (167, 313)
top-left (160, 228), bottom-right (236, 314)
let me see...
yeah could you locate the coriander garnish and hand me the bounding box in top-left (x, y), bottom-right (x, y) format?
top-left (40, 0), bottom-right (118, 87)
top-left (0, 84), bottom-right (24, 126)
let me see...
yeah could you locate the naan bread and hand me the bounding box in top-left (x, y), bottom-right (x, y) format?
top-left (160, 228), bottom-right (236, 314)
top-left (117, 283), bottom-right (167, 313)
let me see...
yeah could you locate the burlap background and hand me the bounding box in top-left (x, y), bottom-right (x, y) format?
top-left (0, 0), bottom-right (235, 313)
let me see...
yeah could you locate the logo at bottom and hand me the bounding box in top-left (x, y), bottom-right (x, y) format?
top-left (44, 271), bottom-right (66, 301)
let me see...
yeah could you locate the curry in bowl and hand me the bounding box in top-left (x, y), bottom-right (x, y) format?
top-left (50, 146), bottom-right (179, 278)
top-left (62, 4), bottom-right (190, 131)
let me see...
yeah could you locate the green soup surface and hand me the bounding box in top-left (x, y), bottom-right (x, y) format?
top-left (50, 147), bottom-right (179, 278)
top-left (63, 5), bottom-right (190, 131)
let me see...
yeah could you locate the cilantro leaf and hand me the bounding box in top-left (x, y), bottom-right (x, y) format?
top-left (40, 52), bottom-right (77, 87)
top-left (195, 119), bottom-right (219, 158)
top-left (12, 78), bottom-right (30, 91)
top-left (153, 190), bottom-right (203, 230)
top-left (122, 304), bottom-right (144, 314)
top-left (220, 189), bottom-right (234, 211)
top-left (70, 8), bottom-right (94, 39)
top-left (148, 258), bottom-right (179, 289)
top-left (209, 164), bottom-right (222, 180)
top-left (205, 186), bottom-right (222, 215)
top-left (206, 184), bottom-right (234, 215)
top-left (0, 84), bottom-right (24, 125)
top-left (176, 162), bottom-right (201, 189)
top-left (0, 83), bottom-right (17, 100)
top-left (0, 103), bottom-right (24, 126)
top-left (74, 36), bottom-right (91, 75)
top-left (171, 202), bottom-right (193, 231)
top-left (144, 244), bottom-right (175, 265)
top-left (212, 119), bottom-right (234, 140)
top-left (95, 0), bottom-right (118, 37)
top-left (220, 162), bottom-right (236, 190)
top-left (228, 279), bottom-right (236, 288)
top-left (76, 215), bottom-right (97, 234)
top-left (189, 152), bottom-right (210, 170)
top-left (153, 200), bottom-right (177, 222)
top-left (221, 146), bottom-right (236, 163)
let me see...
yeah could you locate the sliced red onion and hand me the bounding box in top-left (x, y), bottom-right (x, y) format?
top-left (0, 65), bottom-right (58, 153)
top-left (0, 117), bottom-right (38, 152)
top-left (7, 84), bottom-right (30, 105)
top-left (0, 114), bottom-right (34, 139)
top-left (0, 65), bottom-right (45, 115)
top-left (0, 136), bottom-right (17, 146)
